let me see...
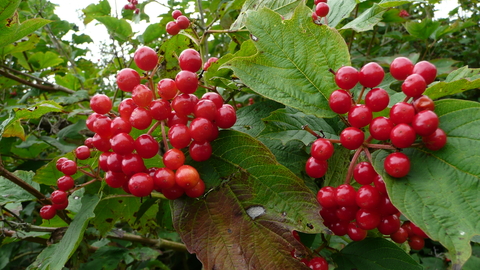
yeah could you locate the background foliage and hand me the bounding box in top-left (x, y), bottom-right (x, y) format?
top-left (0, 0), bottom-right (479, 269)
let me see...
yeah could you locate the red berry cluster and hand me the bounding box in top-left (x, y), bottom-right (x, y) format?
top-left (330, 58), bottom-right (446, 178)
top-left (311, 0), bottom-right (329, 24)
top-left (40, 46), bottom-right (235, 219)
top-left (166, 10), bottom-right (190, 35)
top-left (123, 0), bottom-right (140, 14)
top-left (305, 138), bottom-right (333, 178)
top-left (317, 172), bottom-right (428, 250)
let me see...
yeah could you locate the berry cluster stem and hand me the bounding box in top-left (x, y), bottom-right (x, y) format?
top-left (344, 147), bottom-right (363, 185)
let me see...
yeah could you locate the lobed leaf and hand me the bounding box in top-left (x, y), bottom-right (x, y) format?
top-left (372, 99), bottom-right (480, 268)
top-left (425, 66), bottom-right (480, 100)
top-left (225, 3), bottom-right (350, 118)
top-left (174, 130), bottom-right (324, 269)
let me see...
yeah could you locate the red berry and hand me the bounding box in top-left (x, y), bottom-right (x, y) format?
top-left (336, 205), bottom-right (358, 221)
top-left (107, 153), bottom-right (123, 173)
top-left (305, 157), bottom-right (328, 178)
top-left (157, 79), bottom-right (178, 100)
top-left (116, 68), bottom-right (140, 92)
top-left (134, 46), bottom-right (158, 71)
top-left (369, 117), bottom-right (394, 141)
top-left (40, 205), bottom-right (56, 220)
top-left (134, 134), bottom-right (159, 159)
top-left (166, 21), bottom-right (180, 35)
top-left (408, 235), bottom-right (425, 250)
top-left (307, 257), bottom-right (328, 270)
top-left (348, 104), bottom-right (372, 128)
top-left (335, 66), bottom-right (359, 90)
top-left (311, 138), bottom-right (334, 161)
top-left (61, 160), bottom-right (77, 175)
top-left (203, 57), bottom-right (218, 71)
top-left (53, 199), bottom-right (69, 210)
top-left (51, 190), bottom-right (68, 204)
top-left (130, 107), bottom-right (152, 130)
top-left (86, 113), bottom-right (103, 132)
top-left (384, 152), bottom-right (410, 178)
top-left (355, 208), bottom-right (381, 230)
top-left (335, 184), bottom-right (356, 207)
top-left (377, 214), bottom-right (401, 235)
top-left (168, 124), bottom-right (191, 149)
top-left (410, 222), bottom-right (429, 238)
top-left (422, 128), bottom-right (447, 151)
top-left (132, 84), bottom-right (154, 107)
top-left (162, 183), bottom-right (185, 200)
top-left (122, 153), bottom-right (146, 176)
top-left (179, 49), bottom-right (202, 72)
top-left (189, 141), bottom-right (212, 162)
top-left (340, 127), bottom-right (364, 150)
top-left (315, 2), bottom-right (329, 17)
top-left (75, 145), bottom-right (91, 160)
top-left (90, 94), bottom-right (112, 114)
top-left (149, 99), bottom-right (171, 121)
top-left (56, 157), bottom-right (68, 171)
top-left (111, 133), bottom-right (135, 155)
top-left (413, 61), bottom-right (437, 84)
top-left (92, 133), bottom-right (111, 152)
top-left (216, 104), bottom-right (237, 129)
top-left (347, 222), bottom-right (367, 241)
top-left (365, 88), bottom-right (389, 112)
top-left (119, 98), bottom-right (137, 120)
top-left (330, 220), bottom-right (349, 236)
top-left (194, 99), bottom-right (217, 121)
top-left (390, 227), bottom-right (408, 243)
top-left (93, 116), bottom-right (113, 138)
top-left (175, 165), bottom-right (200, 189)
top-left (176, 15), bottom-right (190, 29)
top-left (84, 137), bottom-right (94, 148)
top-left (353, 162), bottom-right (377, 185)
top-left (411, 110), bottom-right (439, 137)
top-left (175, 71), bottom-right (198, 94)
top-left (389, 102), bottom-right (415, 124)
top-left (57, 175), bottom-right (75, 191)
top-left (317, 186), bottom-right (337, 208)
top-left (185, 179), bottom-right (206, 198)
top-left (99, 152), bottom-right (111, 171)
top-left (163, 148), bottom-right (185, 170)
top-left (359, 62), bottom-right (384, 88)
top-left (378, 195), bottom-right (399, 216)
top-left (172, 93), bottom-right (198, 117)
top-left (172, 10), bottom-right (182, 19)
top-left (373, 174), bottom-right (387, 194)
top-left (128, 173), bottom-right (154, 197)
top-left (390, 57), bottom-right (414, 80)
top-left (153, 168), bottom-right (176, 189)
top-left (329, 89), bottom-right (352, 114)
top-left (320, 207), bottom-right (339, 225)
top-left (402, 74), bottom-right (427, 98)
top-left (168, 111), bottom-right (189, 127)
top-left (111, 117), bottom-right (132, 135)
top-left (412, 95), bottom-right (435, 112)
top-left (105, 171), bottom-right (128, 188)
top-left (190, 118), bottom-right (217, 143)
top-left (356, 185), bottom-right (381, 209)
top-left (201, 92), bottom-right (224, 109)
top-left (390, 123), bottom-right (417, 148)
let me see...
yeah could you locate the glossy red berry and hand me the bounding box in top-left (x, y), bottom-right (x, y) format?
top-left (365, 88), bottom-right (389, 112)
top-left (190, 118), bottom-right (217, 143)
top-left (50, 190), bottom-right (68, 204)
top-left (61, 160), bottom-right (77, 175)
top-left (203, 57), bottom-right (218, 71)
top-left (163, 148), bottom-right (185, 170)
top-left (90, 94), bottom-right (112, 114)
top-left (359, 62), bottom-right (384, 88)
top-left (135, 134), bottom-right (159, 159)
top-left (75, 146), bottom-right (91, 160)
top-left (390, 123), bottom-right (417, 148)
top-left (335, 66), bottom-right (359, 90)
top-left (413, 61), bottom-right (437, 84)
top-left (162, 183), bottom-right (185, 200)
top-left (369, 117), bottom-right (394, 141)
top-left (166, 21), bottom-right (180, 35)
top-left (185, 179), bottom-right (206, 198)
top-left (176, 15), bottom-right (190, 29)
top-left (307, 257), bottom-right (328, 270)
top-left (168, 111), bottom-right (189, 127)
top-left (317, 186), bottom-right (337, 208)
top-left (320, 207), bottom-right (339, 225)
top-left (57, 175), bottom-right (75, 191)
top-left (310, 138), bottom-right (334, 161)
top-left (92, 133), bottom-right (111, 152)
top-left (84, 137), bottom-right (94, 149)
top-left (111, 133), bottom-right (135, 155)
top-left (411, 110), bottom-right (439, 137)
top-left (119, 98), bottom-right (137, 120)
top-left (132, 84), bottom-right (154, 108)
top-left (157, 79), bottom-right (178, 100)
top-left (189, 141), bottom-right (212, 162)
top-left (175, 165), bottom-right (200, 189)
top-left (347, 222), bottom-right (367, 242)
top-left (389, 102), bottom-right (415, 124)
top-left (390, 57), bottom-right (414, 80)
top-left (348, 105), bottom-right (372, 128)
top-left (149, 99), bottom-right (171, 121)
top-left (410, 222), bottom-right (429, 238)
top-left (330, 220), bottom-right (349, 236)
top-left (93, 116), bottom-right (113, 138)
top-left (122, 153), bottom-right (146, 176)
top-left (353, 162), bottom-right (377, 185)
top-left (116, 68), bottom-right (140, 92)
top-left (216, 104), bottom-right (236, 129)
top-left (373, 174), bottom-right (387, 194)
top-left (153, 168), bottom-right (176, 189)
top-left (378, 195), bottom-right (399, 216)
top-left (336, 205), bottom-right (358, 221)
top-left (408, 235), bottom-right (425, 250)
top-left (172, 10), bottom-right (182, 19)
top-left (422, 128), bottom-right (447, 151)
top-left (402, 74), bottom-right (427, 98)
top-left (329, 89), bottom-right (352, 114)
top-left (412, 95), bottom-right (435, 112)
top-left (340, 127), bottom-right (364, 150)
top-left (390, 227), bottom-right (408, 243)
top-left (134, 46), bottom-right (158, 71)
top-left (40, 205), bottom-right (56, 220)
top-left (335, 184), bottom-right (356, 207)
top-left (384, 152), bottom-right (410, 178)
top-left (356, 185), bottom-right (381, 209)
top-left (175, 71), bottom-right (198, 95)
top-left (305, 157), bottom-right (328, 178)
top-left (168, 124), bottom-right (191, 149)
top-left (128, 173), bottom-right (154, 197)
top-left (56, 157), bottom-right (68, 171)
top-left (377, 214), bottom-right (401, 235)
top-left (179, 49), bottom-right (202, 72)
top-left (172, 93), bottom-right (198, 117)
top-left (99, 152), bottom-right (111, 171)
top-left (130, 107), bottom-right (152, 130)
top-left (194, 99), bottom-right (217, 121)
top-left (111, 117), bottom-right (132, 135)
top-left (107, 153), bottom-right (123, 173)
top-left (105, 171), bottom-right (128, 188)
top-left (315, 2), bottom-right (329, 17)
top-left (355, 208), bottom-right (381, 230)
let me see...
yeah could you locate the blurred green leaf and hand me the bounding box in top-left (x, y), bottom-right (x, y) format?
top-left (82, 0), bottom-right (111, 24)
top-left (0, 170), bottom-right (39, 205)
top-left (94, 16), bottom-right (132, 43)
top-left (0, 18), bottom-right (51, 48)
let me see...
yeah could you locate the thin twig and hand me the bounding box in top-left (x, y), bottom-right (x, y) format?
top-left (0, 69), bottom-right (75, 94)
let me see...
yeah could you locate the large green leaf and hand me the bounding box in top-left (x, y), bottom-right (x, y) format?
top-left (405, 19), bottom-right (442, 40)
top-left (28, 51), bottom-right (64, 69)
top-left (425, 66), bottom-right (480, 100)
top-left (372, 99), bottom-right (480, 268)
top-left (327, 0), bottom-right (357, 28)
top-left (28, 194), bottom-right (100, 270)
top-left (0, 17), bottom-right (51, 48)
top-left (332, 238), bottom-right (422, 270)
top-left (0, 170), bottom-right (39, 205)
top-left (0, 0), bottom-right (20, 22)
top-left (173, 130), bottom-right (324, 269)
top-left (342, 4), bottom-right (386, 32)
top-left (225, 3), bottom-right (350, 118)
top-left (94, 16), bottom-right (132, 43)
top-left (230, 0), bottom-right (300, 30)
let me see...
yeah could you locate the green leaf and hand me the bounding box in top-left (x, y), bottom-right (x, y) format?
top-left (173, 130), bottom-right (324, 269)
top-left (141, 23), bottom-right (164, 44)
top-left (231, 0), bottom-right (300, 30)
top-left (0, 0), bottom-right (20, 22)
top-left (158, 34), bottom-right (196, 79)
top-left (28, 194), bottom-right (100, 270)
top-left (11, 100), bottom-right (63, 122)
top-left (82, 0), bottom-right (111, 25)
top-left (327, 0), bottom-right (357, 28)
top-left (1, 33), bottom-right (40, 56)
top-left (0, 170), bottom-right (39, 205)
top-left (341, 4), bottom-right (386, 32)
top-left (94, 16), bottom-right (132, 43)
top-left (57, 120), bottom-right (86, 141)
top-left (405, 19), bottom-right (441, 40)
top-left (28, 51), bottom-right (64, 69)
top-left (225, 4), bottom-right (350, 118)
top-left (332, 238), bottom-right (422, 270)
top-left (72, 33), bottom-right (93, 44)
top-left (0, 18), bottom-right (51, 48)
top-left (232, 100), bottom-right (285, 137)
top-left (54, 89), bottom-right (89, 105)
top-left (425, 66), bottom-right (480, 100)
top-left (372, 99), bottom-right (480, 268)
top-left (378, 0), bottom-right (417, 8)
top-left (78, 246), bottom-right (128, 270)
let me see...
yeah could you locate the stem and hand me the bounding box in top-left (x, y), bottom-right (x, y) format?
top-left (356, 86), bottom-right (367, 104)
top-left (160, 120), bottom-right (170, 151)
top-left (0, 165), bottom-right (48, 204)
top-left (344, 148), bottom-right (363, 185)
top-left (403, 96), bottom-right (411, 103)
top-left (366, 26), bottom-right (377, 56)
top-left (205, 29), bottom-right (249, 34)
top-left (302, 125), bottom-right (323, 139)
top-left (363, 147), bottom-right (373, 164)
top-left (0, 69), bottom-right (75, 94)
top-left (147, 121), bottom-right (161, 136)
top-left (364, 143), bottom-right (397, 150)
